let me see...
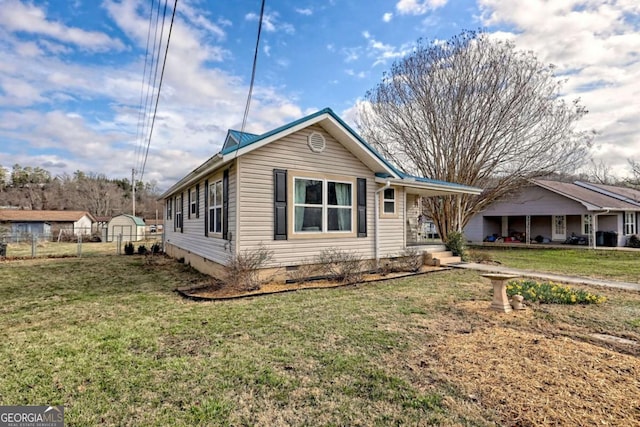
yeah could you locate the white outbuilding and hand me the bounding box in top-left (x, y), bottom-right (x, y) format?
top-left (106, 214), bottom-right (146, 242)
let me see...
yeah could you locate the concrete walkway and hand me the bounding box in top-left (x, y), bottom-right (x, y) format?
top-left (452, 262), bottom-right (640, 292)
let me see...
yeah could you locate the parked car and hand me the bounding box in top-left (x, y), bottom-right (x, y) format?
top-left (149, 225), bottom-right (157, 233)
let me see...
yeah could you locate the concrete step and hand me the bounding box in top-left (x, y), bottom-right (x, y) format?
top-left (432, 256), bottom-right (462, 266)
top-left (423, 250), bottom-right (461, 266)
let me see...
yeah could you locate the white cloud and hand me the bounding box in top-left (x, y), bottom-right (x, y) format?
top-left (0, 0), bottom-right (124, 51)
top-left (396, 0), bottom-right (448, 16)
top-left (245, 11), bottom-right (294, 34)
top-left (296, 8), bottom-right (313, 16)
top-left (478, 0), bottom-right (640, 175)
top-left (383, 12), bottom-right (393, 22)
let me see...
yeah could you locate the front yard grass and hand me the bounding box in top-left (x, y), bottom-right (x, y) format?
top-left (469, 247), bottom-right (640, 283)
top-left (0, 255), bottom-right (639, 425)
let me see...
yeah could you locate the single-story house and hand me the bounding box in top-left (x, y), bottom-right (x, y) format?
top-left (106, 214), bottom-right (146, 242)
top-left (144, 218), bottom-right (164, 233)
top-left (0, 210), bottom-right (96, 239)
top-left (160, 108), bottom-right (482, 278)
top-left (464, 179), bottom-right (640, 247)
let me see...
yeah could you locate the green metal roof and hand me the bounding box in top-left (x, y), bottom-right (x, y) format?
top-left (117, 214), bottom-right (146, 226)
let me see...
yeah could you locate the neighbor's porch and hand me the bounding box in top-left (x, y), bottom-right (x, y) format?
top-left (480, 213), bottom-right (624, 247)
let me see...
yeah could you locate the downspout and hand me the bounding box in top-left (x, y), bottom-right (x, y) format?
top-left (374, 180), bottom-right (391, 267)
top-left (591, 209), bottom-right (610, 249)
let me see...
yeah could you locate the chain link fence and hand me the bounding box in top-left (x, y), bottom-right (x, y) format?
top-left (0, 231), bottom-right (164, 259)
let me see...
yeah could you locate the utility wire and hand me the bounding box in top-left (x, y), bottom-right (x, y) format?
top-left (138, 0), bottom-right (167, 175)
top-left (140, 0), bottom-right (178, 181)
top-left (239, 0), bottom-right (266, 139)
top-left (134, 0), bottom-right (157, 174)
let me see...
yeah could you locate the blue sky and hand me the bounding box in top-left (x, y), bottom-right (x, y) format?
top-left (1, 0), bottom-right (639, 190)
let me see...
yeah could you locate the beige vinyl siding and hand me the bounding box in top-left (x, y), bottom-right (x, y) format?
top-left (378, 186), bottom-right (406, 257)
top-left (238, 125), bottom-right (405, 266)
top-left (164, 162), bottom-right (237, 265)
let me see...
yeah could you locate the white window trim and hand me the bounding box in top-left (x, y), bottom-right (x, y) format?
top-left (166, 198), bottom-right (172, 220)
top-left (624, 211), bottom-right (636, 235)
top-left (208, 179), bottom-right (223, 235)
top-left (582, 214), bottom-right (592, 235)
top-left (175, 195), bottom-right (183, 229)
top-left (190, 188), bottom-right (197, 215)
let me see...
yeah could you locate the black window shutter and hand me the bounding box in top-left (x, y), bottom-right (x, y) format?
top-left (195, 184), bottom-right (200, 218)
top-left (223, 169), bottom-right (229, 240)
top-left (273, 169), bottom-right (287, 240)
top-left (204, 180), bottom-right (209, 236)
top-left (173, 196), bottom-right (177, 232)
top-left (357, 178), bottom-right (367, 237)
top-left (187, 189), bottom-right (191, 219)
top-left (180, 192), bottom-right (184, 233)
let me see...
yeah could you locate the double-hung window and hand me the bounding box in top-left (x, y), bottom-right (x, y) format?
top-left (582, 214), bottom-right (592, 235)
top-left (293, 177), bottom-right (352, 233)
top-left (166, 198), bottom-right (172, 220)
top-left (383, 188), bottom-right (395, 214)
top-left (624, 212), bottom-right (636, 235)
top-left (209, 180), bottom-right (223, 234)
top-left (175, 195), bottom-right (183, 228)
top-left (190, 188), bottom-right (197, 215)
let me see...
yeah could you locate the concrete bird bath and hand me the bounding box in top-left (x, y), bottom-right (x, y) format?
top-left (481, 273), bottom-right (519, 313)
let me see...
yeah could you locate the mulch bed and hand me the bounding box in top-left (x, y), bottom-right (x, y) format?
top-left (176, 266), bottom-right (447, 300)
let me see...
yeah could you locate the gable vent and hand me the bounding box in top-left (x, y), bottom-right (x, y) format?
top-left (308, 132), bottom-right (326, 153)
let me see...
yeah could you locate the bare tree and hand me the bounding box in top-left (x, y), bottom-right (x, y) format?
top-left (579, 158), bottom-right (617, 185)
top-left (627, 159), bottom-right (640, 188)
top-left (358, 30), bottom-right (592, 239)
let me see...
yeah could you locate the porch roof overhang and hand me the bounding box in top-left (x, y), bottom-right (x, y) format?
top-left (374, 176), bottom-right (483, 197)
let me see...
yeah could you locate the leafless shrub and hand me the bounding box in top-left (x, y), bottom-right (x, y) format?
top-left (286, 262), bottom-right (322, 284)
top-left (315, 248), bottom-right (366, 284)
top-left (223, 244), bottom-right (274, 291)
top-left (468, 249), bottom-right (495, 264)
top-left (396, 247), bottom-right (423, 272)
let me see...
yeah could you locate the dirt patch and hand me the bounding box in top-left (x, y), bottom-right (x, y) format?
top-left (176, 266), bottom-right (447, 300)
top-left (411, 301), bottom-right (640, 426)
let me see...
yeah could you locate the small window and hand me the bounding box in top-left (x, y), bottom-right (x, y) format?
top-left (383, 187), bottom-right (395, 214)
top-left (166, 199), bottom-right (172, 219)
top-left (582, 214), bottom-right (592, 235)
top-left (209, 180), bottom-right (223, 234)
top-left (624, 212), bottom-right (636, 235)
top-left (190, 188), bottom-right (197, 215)
top-left (176, 195), bottom-right (183, 229)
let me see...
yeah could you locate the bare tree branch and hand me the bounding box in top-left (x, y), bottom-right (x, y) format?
top-left (357, 31), bottom-right (592, 239)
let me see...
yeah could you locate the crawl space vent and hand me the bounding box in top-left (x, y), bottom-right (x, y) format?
top-left (308, 132), bottom-right (326, 153)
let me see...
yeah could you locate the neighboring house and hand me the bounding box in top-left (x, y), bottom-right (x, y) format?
top-left (144, 218), bottom-right (164, 233)
top-left (464, 180), bottom-right (640, 247)
top-left (107, 214), bottom-right (146, 242)
top-left (160, 108), bottom-right (482, 278)
top-left (0, 210), bottom-right (96, 239)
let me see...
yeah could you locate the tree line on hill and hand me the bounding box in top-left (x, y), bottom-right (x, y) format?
top-left (0, 164), bottom-right (161, 220)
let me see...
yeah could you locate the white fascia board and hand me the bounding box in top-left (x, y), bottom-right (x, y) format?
top-left (159, 154), bottom-right (224, 199)
top-left (375, 177), bottom-right (483, 195)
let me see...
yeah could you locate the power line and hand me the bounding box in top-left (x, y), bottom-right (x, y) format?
top-left (239, 0), bottom-right (266, 139)
top-left (134, 0), bottom-right (157, 175)
top-left (139, 0), bottom-right (178, 181)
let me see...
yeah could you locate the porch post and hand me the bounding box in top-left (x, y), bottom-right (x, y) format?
top-left (501, 216), bottom-right (508, 238)
top-left (526, 215), bottom-right (531, 245)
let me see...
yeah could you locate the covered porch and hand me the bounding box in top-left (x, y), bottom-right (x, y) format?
top-left (480, 213), bottom-right (622, 247)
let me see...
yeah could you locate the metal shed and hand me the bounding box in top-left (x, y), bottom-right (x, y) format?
top-left (106, 214), bottom-right (146, 242)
